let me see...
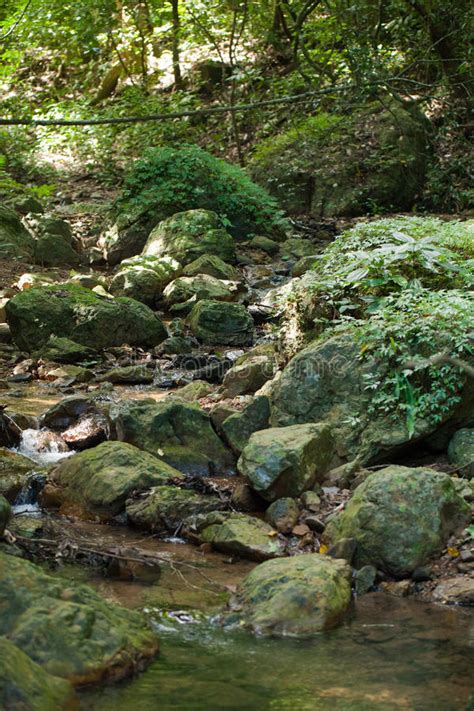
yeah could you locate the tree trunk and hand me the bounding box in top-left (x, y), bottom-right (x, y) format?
top-left (170, 0), bottom-right (184, 89)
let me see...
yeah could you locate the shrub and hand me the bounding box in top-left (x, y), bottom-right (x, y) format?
top-left (115, 144), bottom-right (286, 238)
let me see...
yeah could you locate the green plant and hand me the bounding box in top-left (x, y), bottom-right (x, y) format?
top-left (115, 144), bottom-right (286, 238)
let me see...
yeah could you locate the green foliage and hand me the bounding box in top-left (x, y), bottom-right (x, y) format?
top-left (116, 144), bottom-right (286, 237)
top-left (352, 288), bottom-right (474, 435)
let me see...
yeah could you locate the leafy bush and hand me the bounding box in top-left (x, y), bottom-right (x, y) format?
top-left (115, 144), bottom-right (286, 238)
top-left (352, 287), bottom-right (474, 436)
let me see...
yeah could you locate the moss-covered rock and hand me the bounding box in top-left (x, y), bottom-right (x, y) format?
top-left (0, 494), bottom-right (11, 534)
top-left (251, 103), bottom-right (429, 217)
top-left (0, 448), bottom-right (35, 501)
top-left (164, 274), bottom-right (243, 311)
top-left (189, 511), bottom-right (284, 560)
top-left (0, 203), bottom-right (35, 259)
top-left (249, 235), bottom-right (280, 255)
top-left (6, 284), bottom-right (167, 352)
top-left (126, 485), bottom-right (225, 533)
top-left (238, 423), bottom-right (333, 501)
top-left (110, 255), bottom-right (180, 306)
top-left (0, 637), bottom-right (74, 710)
top-left (50, 441), bottom-right (183, 517)
top-left (96, 365), bottom-right (154, 384)
top-left (35, 335), bottom-right (98, 364)
top-left (227, 553), bottom-right (351, 637)
top-left (34, 233), bottom-right (80, 267)
top-left (187, 300), bottom-right (254, 346)
top-left (265, 497), bottom-right (299, 533)
top-left (326, 465), bottom-right (470, 577)
top-left (183, 254), bottom-right (241, 281)
top-left (0, 552), bottom-right (158, 684)
top-left (110, 398), bottom-right (235, 477)
top-left (221, 396), bottom-right (270, 454)
top-left (222, 356), bottom-right (275, 397)
top-left (448, 428), bottom-right (474, 478)
top-left (143, 209), bottom-right (236, 266)
top-left (172, 379), bottom-right (215, 401)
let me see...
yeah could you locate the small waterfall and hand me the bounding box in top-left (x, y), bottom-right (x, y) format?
top-left (12, 471), bottom-right (46, 515)
top-left (14, 428), bottom-right (74, 465)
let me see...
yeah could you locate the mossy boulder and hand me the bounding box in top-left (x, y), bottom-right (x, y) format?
top-left (238, 423), bottom-right (333, 501)
top-left (189, 511), bottom-right (284, 560)
top-left (448, 428), bottom-right (474, 478)
top-left (221, 396), bottom-right (270, 454)
top-left (251, 103), bottom-right (429, 217)
top-left (110, 398), bottom-right (235, 477)
top-left (0, 637), bottom-right (74, 710)
top-left (5, 284), bottom-right (167, 352)
top-left (326, 466), bottom-right (470, 577)
top-left (183, 254), bottom-right (241, 281)
top-left (164, 274), bottom-right (243, 311)
top-left (109, 255), bottom-right (180, 306)
top-left (0, 448), bottom-right (35, 501)
top-left (227, 554), bottom-right (351, 637)
top-left (34, 233), bottom-right (80, 267)
top-left (50, 441), bottom-right (183, 517)
top-left (35, 335), bottom-right (98, 364)
top-left (143, 209), bottom-right (236, 266)
top-left (96, 365), bottom-right (154, 384)
top-left (265, 497), bottom-right (299, 533)
top-left (0, 203), bottom-right (35, 259)
top-left (187, 300), bottom-right (254, 346)
top-left (126, 485), bottom-right (225, 534)
top-left (0, 552), bottom-right (158, 684)
top-left (222, 356), bottom-right (275, 397)
top-left (172, 379), bottom-right (215, 401)
top-left (0, 494), bottom-right (11, 534)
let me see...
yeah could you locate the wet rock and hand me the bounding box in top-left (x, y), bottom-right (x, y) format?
top-left (221, 396), bottom-right (270, 454)
top-left (183, 254), bottom-right (241, 281)
top-left (0, 494), bottom-right (11, 534)
top-left (448, 428), bottom-right (474, 478)
top-left (326, 466), bottom-right (470, 577)
top-left (35, 335), bottom-right (98, 364)
top-left (238, 423), bottom-right (333, 502)
top-left (61, 415), bottom-right (108, 450)
top-left (0, 449), bottom-right (36, 501)
top-left (0, 203), bottom-right (35, 259)
top-left (40, 395), bottom-right (93, 430)
top-left (143, 209), bottom-right (236, 266)
top-left (222, 356), bottom-right (274, 398)
top-left (110, 398), bottom-right (235, 477)
top-left (228, 554), bottom-right (351, 637)
top-left (6, 284), bottom-right (167, 352)
top-left (50, 440), bottom-right (183, 518)
top-left (0, 552), bottom-right (158, 684)
top-left (96, 365), bottom-right (154, 384)
top-left (265, 497), bottom-right (299, 533)
top-left (0, 637), bottom-right (74, 709)
top-left (188, 511), bottom-right (284, 561)
top-left (354, 565), bottom-right (377, 596)
top-left (187, 300), bottom-right (254, 346)
top-left (432, 577), bottom-right (474, 605)
top-left (126, 485), bottom-right (225, 534)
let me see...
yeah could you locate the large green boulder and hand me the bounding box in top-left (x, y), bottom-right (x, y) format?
top-left (0, 448), bottom-right (35, 501)
top-left (189, 511), bottom-right (284, 561)
top-left (34, 233), bottom-right (80, 267)
top-left (0, 203), bottom-right (35, 259)
top-left (0, 552), bottom-right (158, 684)
top-left (227, 554), bottom-right (351, 637)
top-left (326, 466), bottom-right (470, 577)
top-left (187, 300), bottom-right (254, 346)
top-left (0, 494), bottom-right (11, 535)
top-left (50, 441), bottom-right (183, 517)
top-left (109, 255), bottom-right (180, 306)
top-left (0, 637), bottom-right (74, 710)
top-left (251, 103), bottom-right (429, 217)
top-left (110, 398), bottom-right (235, 477)
top-left (183, 254), bottom-right (241, 281)
top-left (238, 423), bottom-right (333, 501)
top-left (126, 485), bottom-right (225, 534)
top-left (143, 209), bottom-right (236, 266)
top-left (448, 428), bottom-right (474, 478)
top-left (5, 284), bottom-right (167, 352)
